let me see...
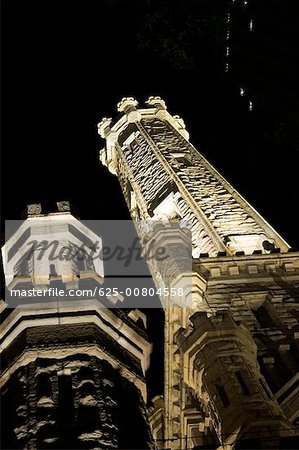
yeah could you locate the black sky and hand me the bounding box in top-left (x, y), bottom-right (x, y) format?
top-left (2, 0), bottom-right (299, 246)
top-left (1, 0), bottom-right (299, 398)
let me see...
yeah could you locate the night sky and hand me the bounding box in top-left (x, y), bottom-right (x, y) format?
top-left (1, 0), bottom-right (299, 397)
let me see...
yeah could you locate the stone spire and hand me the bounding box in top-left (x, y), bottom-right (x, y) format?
top-left (99, 98), bottom-right (299, 450)
top-left (98, 98), bottom-right (290, 257)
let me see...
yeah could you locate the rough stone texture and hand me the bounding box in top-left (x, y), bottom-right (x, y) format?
top-left (177, 311), bottom-right (292, 446)
top-left (1, 212), bottom-right (154, 450)
top-left (123, 131), bottom-right (169, 209)
top-left (142, 117), bottom-right (267, 241)
top-left (1, 355), bottom-right (153, 449)
top-left (99, 98), bottom-right (299, 449)
top-left (102, 105), bottom-right (289, 255)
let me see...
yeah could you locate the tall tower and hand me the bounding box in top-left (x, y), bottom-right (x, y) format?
top-left (98, 97), bottom-right (299, 449)
top-left (1, 203), bottom-right (153, 449)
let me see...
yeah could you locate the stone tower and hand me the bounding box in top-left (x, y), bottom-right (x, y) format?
top-left (98, 97), bottom-right (299, 449)
top-left (1, 203), bottom-right (153, 449)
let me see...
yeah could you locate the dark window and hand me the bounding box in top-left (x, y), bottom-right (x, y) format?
top-left (259, 378), bottom-right (273, 399)
top-left (215, 384), bottom-right (230, 407)
top-left (235, 371), bottom-right (250, 395)
top-left (49, 264), bottom-right (57, 276)
top-left (36, 373), bottom-right (52, 397)
top-left (175, 156), bottom-right (193, 167)
top-left (77, 366), bottom-right (94, 382)
top-left (8, 228), bottom-right (31, 262)
top-left (252, 304), bottom-right (276, 328)
top-left (57, 374), bottom-right (74, 439)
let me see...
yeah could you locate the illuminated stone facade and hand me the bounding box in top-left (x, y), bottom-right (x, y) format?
top-left (99, 98), bottom-right (299, 449)
top-left (0, 207), bottom-right (153, 449)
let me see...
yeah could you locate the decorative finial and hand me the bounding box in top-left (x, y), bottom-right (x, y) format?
top-left (97, 117), bottom-right (112, 138)
top-left (27, 204), bottom-right (42, 217)
top-left (145, 96), bottom-right (167, 110)
top-left (57, 201), bottom-right (71, 212)
top-left (117, 97), bottom-right (138, 113)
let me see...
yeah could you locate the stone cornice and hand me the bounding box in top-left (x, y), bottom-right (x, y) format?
top-left (194, 251), bottom-right (299, 282)
top-left (0, 302), bottom-right (152, 378)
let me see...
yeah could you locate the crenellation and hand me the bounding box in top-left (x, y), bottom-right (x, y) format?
top-left (1, 209), bottom-right (154, 449)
